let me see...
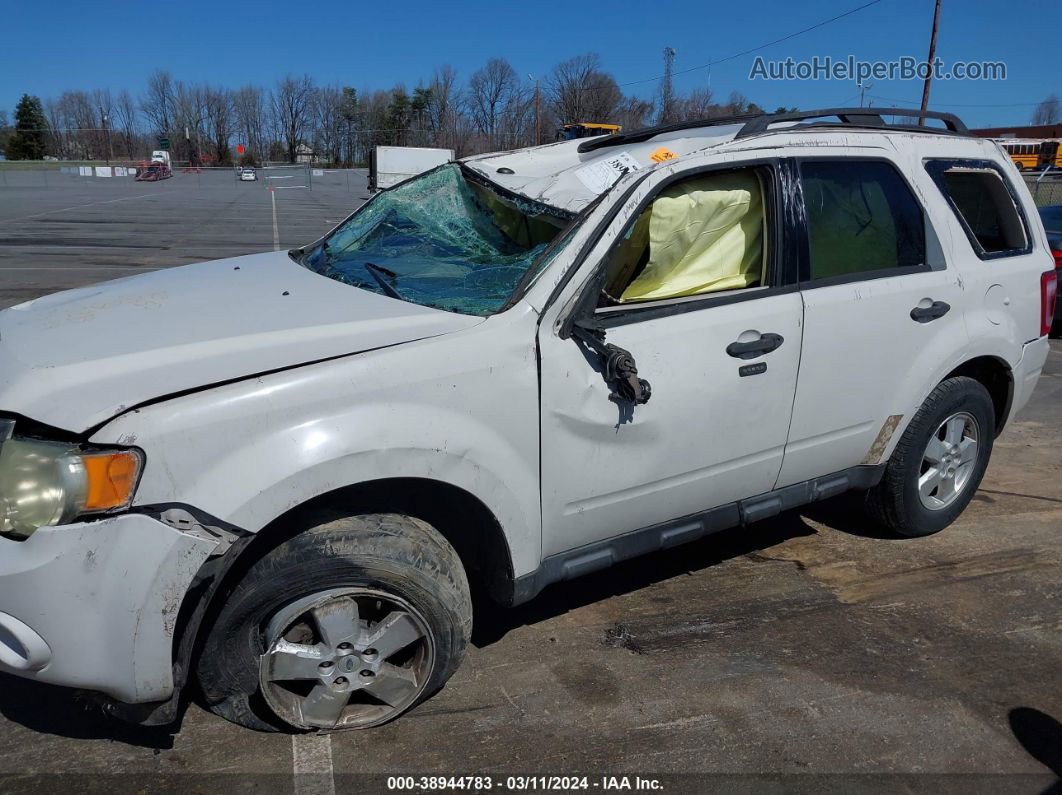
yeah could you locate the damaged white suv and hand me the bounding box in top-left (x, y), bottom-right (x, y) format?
top-left (0, 108), bottom-right (1055, 733)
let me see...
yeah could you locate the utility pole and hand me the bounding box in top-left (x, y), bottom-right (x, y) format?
top-left (535, 79), bottom-right (541, 146)
top-left (529, 74), bottom-right (541, 146)
top-left (857, 79), bottom-right (873, 108)
top-left (919, 0), bottom-right (942, 126)
top-left (102, 112), bottom-right (113, 165)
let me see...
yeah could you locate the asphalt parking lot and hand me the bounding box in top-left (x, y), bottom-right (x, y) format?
top-left (0, 167), bottom-right (370, 308)
top-left (0, 173), bottom-right (1060, 792)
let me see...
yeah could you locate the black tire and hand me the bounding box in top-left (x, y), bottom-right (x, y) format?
top-left (866, 376), bottom-right (995, 538)
top-left (196, 511), bottom-right (472, 732)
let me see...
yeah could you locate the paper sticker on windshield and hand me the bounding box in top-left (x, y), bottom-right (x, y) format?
top-left (650, 147), bottom-right (678, 163)
top-left (574, 151), bottom-right (643, 194)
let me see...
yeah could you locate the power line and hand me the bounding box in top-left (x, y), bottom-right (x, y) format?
top-left (870, 93), bottom-right (1052, 108)
top-left (604, 0), bottom-right (886, 91)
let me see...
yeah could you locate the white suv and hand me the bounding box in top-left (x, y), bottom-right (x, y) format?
top-left (0, 108), bottom-right (1055, 733)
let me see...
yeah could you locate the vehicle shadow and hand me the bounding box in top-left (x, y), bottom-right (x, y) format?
top-left (0, 672), bottom-right (179, 748)
top-left (472, 510), bottom-right (818, 647)
top-left (799, 491), bottom-right (901, 540)
top-left (1008, 706), bottom-right (1062, 790)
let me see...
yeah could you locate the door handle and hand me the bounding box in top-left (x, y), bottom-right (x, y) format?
top-left (726, 332), bottom-right (784, 360)
top-left (910, 300), bottom-right (951, 323)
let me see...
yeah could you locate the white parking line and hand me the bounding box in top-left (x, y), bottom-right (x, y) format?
top-left (271, 189), bottom-right (280, 251)
top-left (292, 734), bottom-right (335, 795)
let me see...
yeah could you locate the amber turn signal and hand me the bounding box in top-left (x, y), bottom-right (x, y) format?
top-left (79, 451), bottom-right (142, 512)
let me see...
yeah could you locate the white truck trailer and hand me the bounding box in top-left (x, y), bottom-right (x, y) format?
top-left (369, 146), bottom-right (454, 191)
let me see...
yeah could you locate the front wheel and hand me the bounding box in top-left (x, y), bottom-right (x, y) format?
top-left (196, 512), bottom-right (472, 732)
top-left (866, 376), bottom-right (995, 537)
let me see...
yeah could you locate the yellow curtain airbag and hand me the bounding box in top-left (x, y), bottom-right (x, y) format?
top-left (620, 172), bottom-right (763, 302)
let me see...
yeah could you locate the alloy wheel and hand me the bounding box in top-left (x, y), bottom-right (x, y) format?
top-left (259, 587), bottom-right (434, 730)
top-left (918, 411), bottom-right (979, 511)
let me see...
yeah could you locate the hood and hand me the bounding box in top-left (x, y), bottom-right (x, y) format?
top-left (461, 124), bottom-right (744, 214)
top-left (0, 251), bottom-right (483, 432)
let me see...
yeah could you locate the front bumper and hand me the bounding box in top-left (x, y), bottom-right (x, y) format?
top-left (0, 513), bottom-right (219, 703)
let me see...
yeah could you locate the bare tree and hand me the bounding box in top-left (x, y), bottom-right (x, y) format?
top-left (171, 81), bottom-right (207, 164)
top-left (313, 85), bottom-right (346, 165)
top-left (140, 69), bottom-right (174, 137)
top-left (33, 59), bottom-right (780, 163)
top-left (614, 96), bottom-right (655, 133)
top-left (114, 90), bottom-right (140, 158)
top-left (43, 98), bottom-right (68, 158)
top-left (203, 87), bottom-right (234, 164)
top-left (467, 58), bottom-right (522, 149)
top-left (233, 84), bottom-right (268, 163)
top-left (680, 87), bottom-right (714, 121)
top-left (272, 74), bottom-right (316, 163)
top-left (723, 91), bottom-right (756, 115)
top-left (1032, 94), bottom-right (1061, 126)
top-left (547, 53), bottom-right (621, 129)
top-left (428, 66), bottom-right (460, 150)
top-left (357, 89), bottom-right (392, 162)
top-left (51, 90), bottom-right (99, 159)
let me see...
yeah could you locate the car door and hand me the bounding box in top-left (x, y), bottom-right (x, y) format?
top-left (537, 160), bottom-right (804, 558)
top-left (776, 156), bottom-right (969, 488)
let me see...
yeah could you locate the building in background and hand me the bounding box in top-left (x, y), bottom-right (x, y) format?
top-left (972, 124), bottom-right (1062, 139)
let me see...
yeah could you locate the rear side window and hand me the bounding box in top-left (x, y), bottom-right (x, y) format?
top-left (801, 160), bottom-right (925, 281)
top-left (926, 161), bottom-right (1028, 258)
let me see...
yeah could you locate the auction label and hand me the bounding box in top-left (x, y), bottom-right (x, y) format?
top-left (387, 775), bottom-right (664, 791)
top-left (573, 151), bottom-right (643, 194)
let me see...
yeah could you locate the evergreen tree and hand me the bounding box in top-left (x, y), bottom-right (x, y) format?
top-left (385, 88), bottom-right (410, 146)
top-left (7, 94), bottom-right (48, 160)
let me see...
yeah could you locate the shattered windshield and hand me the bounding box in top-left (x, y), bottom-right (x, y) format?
top-left (299, 164), bottom-right (572, 315)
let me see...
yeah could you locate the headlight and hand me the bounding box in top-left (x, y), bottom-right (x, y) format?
top-left (0, 435), bottom-right (143, 539)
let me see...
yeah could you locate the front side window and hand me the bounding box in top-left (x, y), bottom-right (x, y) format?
top-left (926, 161), bottom-right (1028, 256)
top-left (299, 164), bottom-right (571, 316)
top-left (801, 160), bottom-right (926, 281)
top-left (599, 167), bottom-right (769, 305)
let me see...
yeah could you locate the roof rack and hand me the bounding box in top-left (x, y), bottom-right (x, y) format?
top-left (577, 106), bottom-right (970, 153)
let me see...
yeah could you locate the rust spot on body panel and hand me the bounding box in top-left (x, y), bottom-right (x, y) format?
top-left (861, 414), bottom-right (903, 465)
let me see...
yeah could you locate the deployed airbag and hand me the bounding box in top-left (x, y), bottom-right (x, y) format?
top-left (620, 171), bottom-right (764, 302)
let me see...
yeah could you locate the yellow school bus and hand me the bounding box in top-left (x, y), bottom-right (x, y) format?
top-left (998, 138), bottom-right (1062, 171)
top-left (558, 123), bottom-right (623, 141)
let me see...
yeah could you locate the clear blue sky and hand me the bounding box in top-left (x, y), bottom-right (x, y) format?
top-left (2, 0), bottom-right (1058, 128)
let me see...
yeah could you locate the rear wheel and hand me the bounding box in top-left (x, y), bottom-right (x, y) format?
top-left (867, 377), bottom-right (994, 537)
top-left (196, 512), bottom-right (472, 732)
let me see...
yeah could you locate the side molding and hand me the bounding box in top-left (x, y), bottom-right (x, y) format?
top-left (511, 464), bottom-right (885, 605)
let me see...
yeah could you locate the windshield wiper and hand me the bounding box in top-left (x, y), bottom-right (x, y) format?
top-left (364, 262), bottom-right (403, 300)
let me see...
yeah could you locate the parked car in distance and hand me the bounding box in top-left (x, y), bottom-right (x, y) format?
top-left (1038, 205), bottom-right (1062, 333)
top-left (240, 167), bottom-right (257, 182)
top-left (0, 107), bottom-right (1055, 734)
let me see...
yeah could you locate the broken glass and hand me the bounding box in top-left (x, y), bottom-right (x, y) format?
top-left (300, 165), bottom-right (570, 316)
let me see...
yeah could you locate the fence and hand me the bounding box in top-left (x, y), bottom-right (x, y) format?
top-left (5, 160), bottom-right (1054, 206)
top-left (1025, 174), bottom-right (1062, 208)
top-left (0, 161), bottom-right (369, 193)
top-left (261, 164), bottom-right (310, 189)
